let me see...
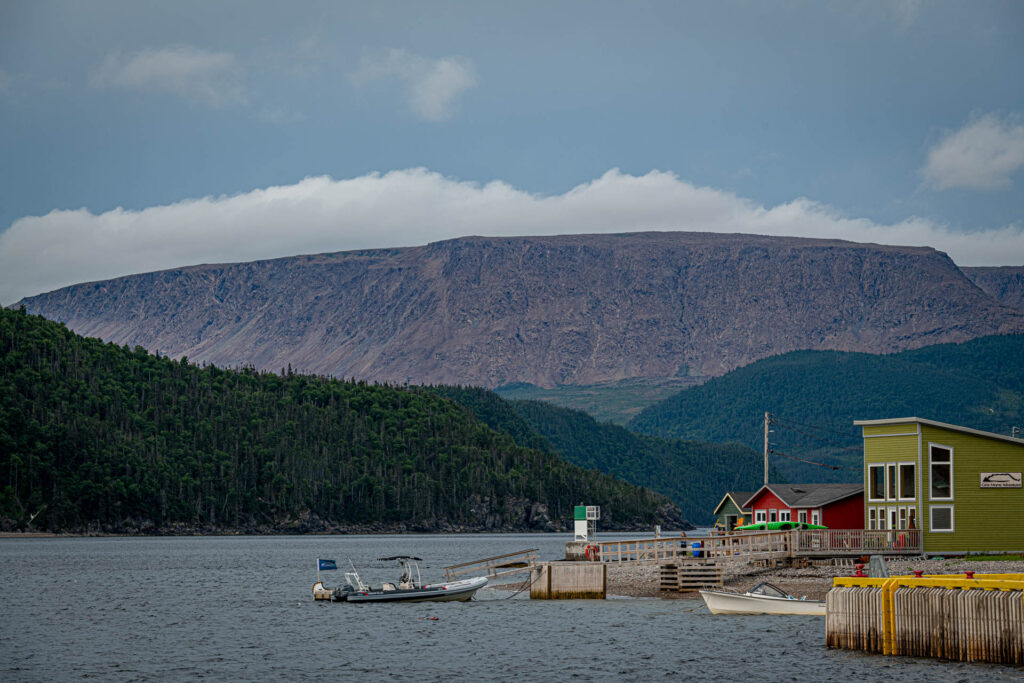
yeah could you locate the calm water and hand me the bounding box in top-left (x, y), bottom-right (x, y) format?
top-left (1, 534), bottom-right (1019, 681)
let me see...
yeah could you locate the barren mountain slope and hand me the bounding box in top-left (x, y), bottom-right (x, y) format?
top-left (18, 232), bottom-right (1024, 388)
top-left (962, 266), bottom-right (1024, 311)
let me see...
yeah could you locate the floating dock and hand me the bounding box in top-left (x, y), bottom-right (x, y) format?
top-left (826, 574), bottom-right (1023, 666)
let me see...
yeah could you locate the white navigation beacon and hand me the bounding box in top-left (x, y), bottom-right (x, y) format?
top-left (573, 505), bottom-right (600, 542)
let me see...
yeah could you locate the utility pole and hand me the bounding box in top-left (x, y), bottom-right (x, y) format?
top-left (764, 412), bottom-right (771, 486)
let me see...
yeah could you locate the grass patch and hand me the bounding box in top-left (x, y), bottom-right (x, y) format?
top-left (964, 553), bottom-right (1024, 562)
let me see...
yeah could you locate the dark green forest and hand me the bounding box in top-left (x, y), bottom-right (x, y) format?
top-left (431, 386), bottom-right (769, 525)
top-left (0, 308), bottom-right (676, 533)
top-left (628, 335), bottom-right (1024, 483)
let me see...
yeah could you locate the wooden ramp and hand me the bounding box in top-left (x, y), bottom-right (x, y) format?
top-left (443, 548), bottom-right (540, 582)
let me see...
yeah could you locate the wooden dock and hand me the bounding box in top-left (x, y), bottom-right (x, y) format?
top-left (827, 574), bottom-right (1024, 666)
top-left (584, 529), bottom-right (922, 566)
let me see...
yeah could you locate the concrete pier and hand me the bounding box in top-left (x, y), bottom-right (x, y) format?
top-left (530, 562), bottom-right (607, 599)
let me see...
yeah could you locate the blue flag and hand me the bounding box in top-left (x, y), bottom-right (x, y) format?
top-left (318, 559), bottom-right (338, 571)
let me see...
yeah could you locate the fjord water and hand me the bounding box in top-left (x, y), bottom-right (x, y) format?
top-left (1, 535), bottom-right (1019, 681)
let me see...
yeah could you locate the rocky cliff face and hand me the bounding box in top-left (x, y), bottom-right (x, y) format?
top-left (962, 266), bottom-right (1024, 312)
top-left (18, 232), bottom-right (1024, 387)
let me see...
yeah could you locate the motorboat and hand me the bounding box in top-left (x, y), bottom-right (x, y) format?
top-left (312, 556), bottom-right (487, 603)
top-left (698, 581), bottom-right (826, 615)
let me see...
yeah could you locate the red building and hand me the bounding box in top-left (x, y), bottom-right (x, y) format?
top-left (742, 483), bottom-right (864, 528)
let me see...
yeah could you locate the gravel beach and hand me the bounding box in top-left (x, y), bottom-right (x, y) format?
top-left (488, 557), bottom-right (1024, 600)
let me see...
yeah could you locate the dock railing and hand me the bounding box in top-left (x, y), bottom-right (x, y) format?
top-left (587, 529), bottom-right (922, 565)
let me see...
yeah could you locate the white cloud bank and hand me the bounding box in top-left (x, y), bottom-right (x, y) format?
top-left (922, 112), bottom-right (1024, 190)
top-left (350, 49), bottom-right (477, 121)
top-left (89, 45), bottom-right (246, 107)
top-left (1, 168), bottom-right (1021, 304)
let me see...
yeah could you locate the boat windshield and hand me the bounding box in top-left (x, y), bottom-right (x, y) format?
top-left (748, 582), bottom-right (790, 598)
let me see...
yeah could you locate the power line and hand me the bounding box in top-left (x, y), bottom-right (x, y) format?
top-left (770, 414), bottom-right (862, 451)
top-left (768, 448), bottom-right (856, 470)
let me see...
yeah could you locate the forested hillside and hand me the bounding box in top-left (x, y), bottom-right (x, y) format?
top-left (0, 308), bottom-right (678, 533)
top-left (431, 386), bottom-right (769, 525)
top-left (628, 335), bottom-right (1024, 483)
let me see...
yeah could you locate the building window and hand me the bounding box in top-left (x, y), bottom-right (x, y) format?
top-left (868, 464), bottom-right (885, 501)
top-left (930, 505), bottom-right (954, 532)
top-left (755, 510), bottom-right (766, 523)
top-left (798, 510), bottom-right (807, 524)
top-left (898, 507), bottom-right (907, 530)
top-left (929, 445), bottom-right (953, 500)
top-left (811, 510), bottom-right (820, 525)
top-left (868, 508), bottom-right (876, 530)
top-left (899, 463), bottom-right (915, 500)
top-left (908, 507), bottom-right (917, 530)
top-left (769, 509), bottom-right (777, 522)
top-left (887, 464), bottom-right (897, 500)
top-left (779, 510), bottom-right (791, 522)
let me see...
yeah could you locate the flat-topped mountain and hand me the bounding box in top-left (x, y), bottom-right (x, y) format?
top-left (17, 232), bottom-right (1024, 388)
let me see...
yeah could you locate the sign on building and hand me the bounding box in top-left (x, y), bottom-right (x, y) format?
top-left (979, 472), bottom-right (1022, 488)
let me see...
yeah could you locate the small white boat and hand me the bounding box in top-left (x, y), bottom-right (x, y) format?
top-left (313, 556), bottom-right (487, 603)
top-left (698, 582), bottom-right (825, 616)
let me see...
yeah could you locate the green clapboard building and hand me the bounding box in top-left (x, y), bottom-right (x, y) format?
top-left (712, 491), bottom-right (754, 531)
top-left (855, 417), bottom-right (1024, 555)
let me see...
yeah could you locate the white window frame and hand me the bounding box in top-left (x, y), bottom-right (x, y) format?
top-left (928, 443), bottom-right (954, 501)
top-left (886, 464), bottom-right (897, 501)
top-left (868, 508), bottom-right (877, 530)
top-left (929, 504), bottom-right (955, 533)
top-left (897, 461), bottom-right (916, 501)
top-left (779, 510), bottom-right (791, 522)
top-left (868, 463), bottom-right (885, 502)
top-left (754, 510), bottom-right (767, 523)
top-left (798, 510), bottom-right (807, 524)
top-left (811, 510), bottom-right (820, 526)
top-left (875, 506), bottom-right (887, 530)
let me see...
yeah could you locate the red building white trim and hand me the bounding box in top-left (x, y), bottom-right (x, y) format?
top-left (741, 483), bottom-right (864, 529)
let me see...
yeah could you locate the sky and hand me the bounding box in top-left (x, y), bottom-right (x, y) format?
top-left (1, 0), bottom-right (1023, 305)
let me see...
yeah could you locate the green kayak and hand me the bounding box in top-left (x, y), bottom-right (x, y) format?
top-left (734, 521), bottom-right (828, 531)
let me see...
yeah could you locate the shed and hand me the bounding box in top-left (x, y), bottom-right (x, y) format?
top-left (855, 417), bottom-right (1024, 555)
top-left (712, 491), bottom-right (754, 531)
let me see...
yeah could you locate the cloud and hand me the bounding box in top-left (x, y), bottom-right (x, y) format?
top-left (922, 112), bottom-right (1024, 190)
top-left (1, 168), bottom-right (1021, 304)
top-left (350, 49), bottom-right (477, 121)
top-left (89, 45), bottom-right (246, 107)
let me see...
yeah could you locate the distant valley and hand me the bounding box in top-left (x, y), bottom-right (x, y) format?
top-left (628, 334), bottom-right (1024, 484)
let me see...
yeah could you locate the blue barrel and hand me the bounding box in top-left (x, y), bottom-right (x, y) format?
top-left (691, 541), bottom-right (702, 557)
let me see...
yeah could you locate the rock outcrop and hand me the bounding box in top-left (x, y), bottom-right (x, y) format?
top-left (18, 232), bottom-right (1024, 387)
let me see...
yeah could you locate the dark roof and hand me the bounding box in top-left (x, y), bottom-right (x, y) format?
top-left (744, 483), bottom-right (864, 509)
top-left (713, 491), bottom-right (755, 515)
